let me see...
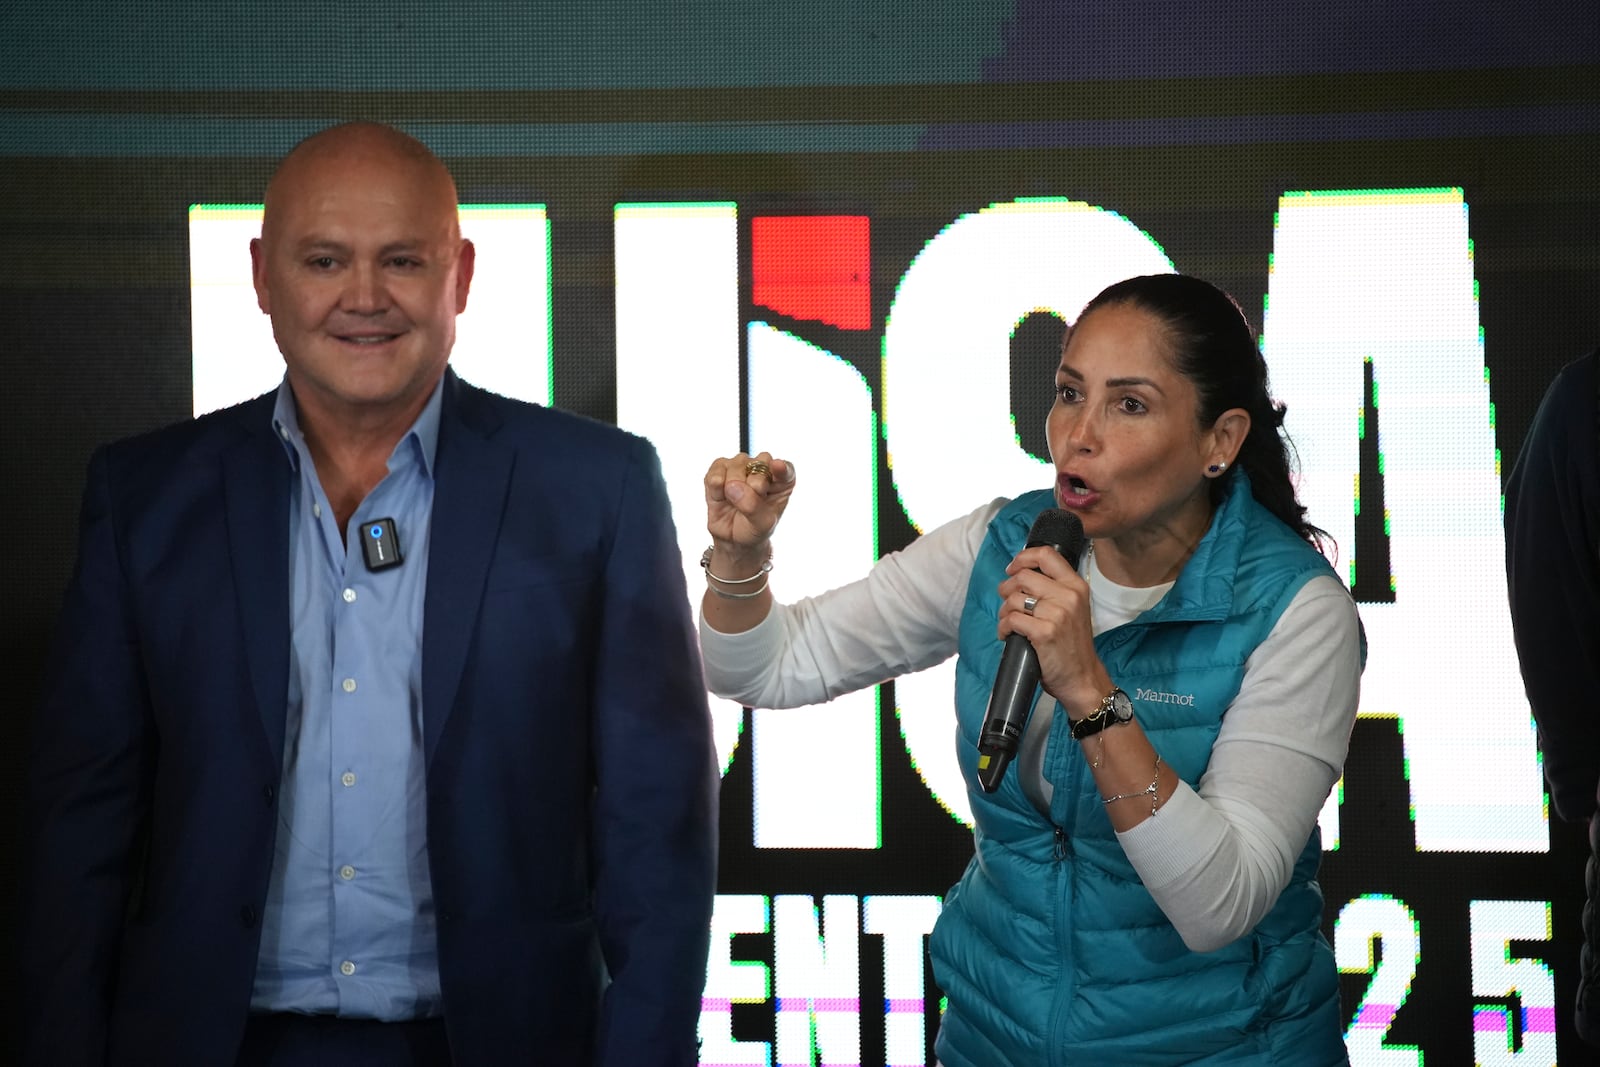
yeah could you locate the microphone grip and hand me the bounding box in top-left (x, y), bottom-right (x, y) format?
top-left (976, 633), bottom-right (1042, 792)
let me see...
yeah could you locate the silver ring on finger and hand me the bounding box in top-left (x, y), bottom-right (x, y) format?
top-left (1022, 595), bottom-right (1038, 615)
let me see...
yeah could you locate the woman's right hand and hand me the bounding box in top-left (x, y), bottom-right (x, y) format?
top-left (704, 451), bottom-right (796, 560)
top-left (701, 452), bottom-right (794, 628)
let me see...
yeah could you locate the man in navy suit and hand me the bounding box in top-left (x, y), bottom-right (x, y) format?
top-left (20, 122), bottom-right (718, 1065)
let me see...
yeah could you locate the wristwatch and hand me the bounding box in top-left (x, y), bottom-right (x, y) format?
top-left (1070, 687), bottom-right (1135, 741)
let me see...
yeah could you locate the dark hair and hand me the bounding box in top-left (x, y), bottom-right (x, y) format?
top-left (1074, 273), bottom-right (1330, 551)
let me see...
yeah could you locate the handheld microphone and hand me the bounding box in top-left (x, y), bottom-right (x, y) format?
top-left (976, 508), bottom-right (1086, 793)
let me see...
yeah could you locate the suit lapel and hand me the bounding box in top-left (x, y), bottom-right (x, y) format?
top-left (423, 374), bottom-right (513, 765)
top-left (222, 405), bottom-right (293, 770)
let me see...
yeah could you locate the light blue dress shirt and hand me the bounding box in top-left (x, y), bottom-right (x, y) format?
top-left (251, 379), bottom-right (443, 1019)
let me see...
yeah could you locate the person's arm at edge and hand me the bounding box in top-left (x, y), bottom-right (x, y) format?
top-left (20, 446), bottom-right (157, 1066)
top-left (1505, 350), bottom-right (1600, 822)
top-left (590, 439), bottom-right (719, 1067)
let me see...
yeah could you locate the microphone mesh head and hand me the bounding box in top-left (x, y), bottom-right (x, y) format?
top-left (1025, 508), bottom-right (1087, 568)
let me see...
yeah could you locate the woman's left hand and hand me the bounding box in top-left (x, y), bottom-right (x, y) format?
top-left (996, 546), bottom-right (1114, 719)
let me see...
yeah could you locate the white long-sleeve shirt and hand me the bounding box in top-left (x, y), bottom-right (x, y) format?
top-left (700, 498), bottom-right (1362, 953)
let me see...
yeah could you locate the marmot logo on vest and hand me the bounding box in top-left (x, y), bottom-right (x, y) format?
top-left (1135, 687), bottom-right (1196, 706)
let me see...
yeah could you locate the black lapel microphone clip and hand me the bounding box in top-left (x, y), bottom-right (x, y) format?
top-left (361, 517), bottom-right (404, 572)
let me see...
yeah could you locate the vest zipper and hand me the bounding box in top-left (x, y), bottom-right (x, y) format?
top-left (1048, 823), bottom-right (1072, 1067)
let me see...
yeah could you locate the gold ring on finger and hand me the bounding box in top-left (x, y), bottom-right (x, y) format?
top-left (745, 460), bottom-right (771, 477)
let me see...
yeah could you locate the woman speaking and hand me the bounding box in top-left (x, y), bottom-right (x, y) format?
top-left (698, 274), bottom-right (1363, 1065)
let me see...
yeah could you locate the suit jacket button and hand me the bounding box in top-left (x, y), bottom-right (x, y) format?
top-left (240, 904), bottom-right (256, 928)
top-left (262, 784), bottom-right (275, 805)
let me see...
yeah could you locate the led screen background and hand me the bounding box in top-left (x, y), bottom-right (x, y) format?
top-left (3, 2), bottom-right (1598, 1063)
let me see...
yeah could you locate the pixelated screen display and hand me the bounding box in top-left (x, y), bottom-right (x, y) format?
top-left (190, 188), bottom-right (1567, 1064)
top-left (7, 2), bottom-right (1599, 1063)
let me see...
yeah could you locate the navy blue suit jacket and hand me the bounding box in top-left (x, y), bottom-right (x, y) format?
top-left (22, 371), bottom-right (719, 1065)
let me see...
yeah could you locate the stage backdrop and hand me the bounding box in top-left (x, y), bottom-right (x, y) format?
top-left (3, 2), bottom-right (1598, 1064)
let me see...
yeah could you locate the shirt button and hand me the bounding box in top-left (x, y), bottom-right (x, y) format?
top-left (340, 864), bottom-right (356, 881)
top-left (340, 960), bottom-right (356, 976)
top-left (342, 678), bottom-right (357, 693)
top-left (313, 502), bottom-right (322, 517)
top-left (342, 588), bottom-right (357, 603)
top-left (341, 771), bottom-right (357, 787)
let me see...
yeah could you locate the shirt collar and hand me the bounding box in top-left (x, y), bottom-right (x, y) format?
top-left (269, 375), bottom-right (445, 478)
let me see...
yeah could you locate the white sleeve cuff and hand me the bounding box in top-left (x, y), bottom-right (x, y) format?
top-left (1114, 782), bottom-right (1219, 892)
top-left (699, 605), bottom-right (789, 706)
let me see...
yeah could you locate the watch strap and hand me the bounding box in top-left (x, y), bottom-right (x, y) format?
top-left (1070, 688), bottom-right (1129, 741)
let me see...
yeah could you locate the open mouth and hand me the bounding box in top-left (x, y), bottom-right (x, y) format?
top-left (1058, 474), bottom-right (1098, 508)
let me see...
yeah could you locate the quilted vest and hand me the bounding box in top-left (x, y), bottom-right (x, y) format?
top-left (931, 474), bottom-right (1353, 1066)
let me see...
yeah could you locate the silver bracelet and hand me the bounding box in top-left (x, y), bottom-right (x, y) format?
top-left (707, 575), bottom-right (770, 599)
top-left (1101, 755), bottom-right (1163, 817)
top-left (700, 545), bottom-right (773, 585)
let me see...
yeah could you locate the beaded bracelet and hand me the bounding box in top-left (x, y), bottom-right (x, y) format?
top-left (1101, 755), bottom-right (1163, 818)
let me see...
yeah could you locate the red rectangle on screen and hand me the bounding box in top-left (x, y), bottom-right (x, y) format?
top-left (751, 215), bottom-right (871, 331)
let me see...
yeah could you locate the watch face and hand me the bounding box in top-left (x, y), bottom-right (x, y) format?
top-left (1110, 689), bottom-right (1134, 723)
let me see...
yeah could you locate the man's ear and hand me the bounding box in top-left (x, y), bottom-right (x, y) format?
top-left (249, 237), bottom-right (271, 314)
top-left (453, 238), bottom-right (476, 313)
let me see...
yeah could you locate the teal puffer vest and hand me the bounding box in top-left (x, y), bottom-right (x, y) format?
top-left (931, 474), bottom-right (1353, 1066)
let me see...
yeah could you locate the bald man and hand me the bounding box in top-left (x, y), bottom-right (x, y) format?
top-left (21, 123), bottom-right (717, 1066)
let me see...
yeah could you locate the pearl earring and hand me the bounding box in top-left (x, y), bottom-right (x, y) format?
top-left (1208, 463), bottom-right (1226, 474)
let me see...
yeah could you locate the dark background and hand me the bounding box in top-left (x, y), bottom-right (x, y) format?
top-left (3, 2), bottom-right (1598, 1062)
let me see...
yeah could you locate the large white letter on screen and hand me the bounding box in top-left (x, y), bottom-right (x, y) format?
top-left (613, 203), bottom-right (746, 773)
top-left (189, 204), bottom-right (550, 415)
top-left (699, 894), bottom-right (773, 1067)
top-left (747, 323), bottom-right (881, 848)
top-left (1265, 188), bottom-right (1543, 852)
top-left (774, 895), bottom-right (862, 1067)
top-left (882, 199), bottom-right (1175, 827)
top-left (864, 894), bottom-right (941, 1067)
